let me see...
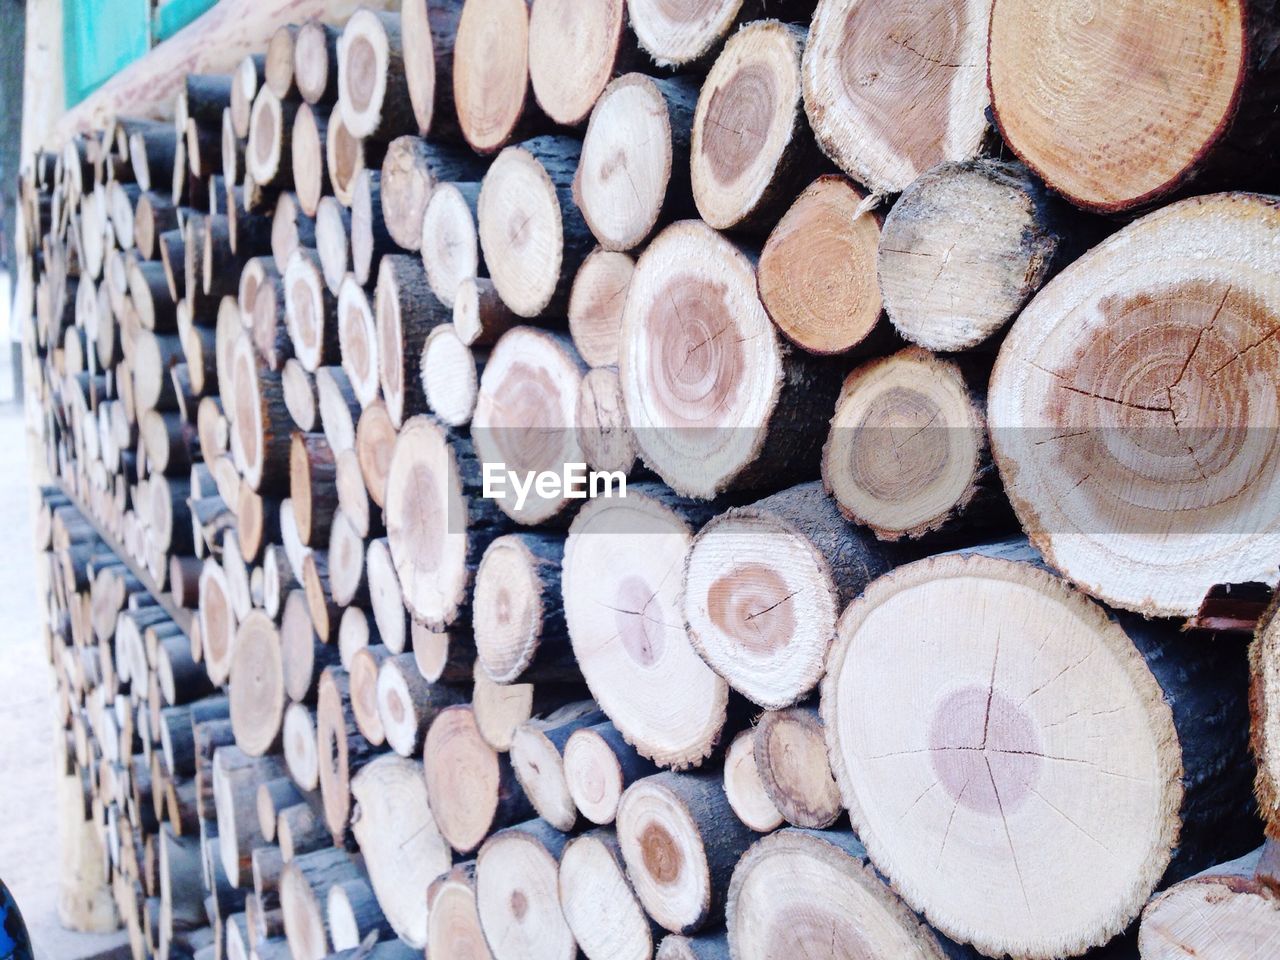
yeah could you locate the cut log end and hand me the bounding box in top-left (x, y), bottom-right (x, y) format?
top-left (453, 0), bottom-right (534, 154)
top-left (567, 249), bottom-right (634, 369)
top-left (758, 175), bottom-right (881, 355)
top-left (823, 348), bottom-right (986, 541)
top-left (528, 0), bottom-right (628, 127)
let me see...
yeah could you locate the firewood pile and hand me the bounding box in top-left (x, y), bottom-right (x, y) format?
top-left (18, 1), bottom-right (1280, 958)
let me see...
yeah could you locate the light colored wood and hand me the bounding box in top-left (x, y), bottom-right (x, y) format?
top-left (453, 0), bottom-right (538, 154)
top-left (619, 221), bottom-right (836, 498)
top-left (721, 729), bottom-right (782, 833)
top-left (349, 755), bottom-right (451, 948)
top-left (558, 830), bottom-right (658, 960)
top-left (567, 249), bottom-right (633, 369)
top-left (627, 0), bottom-right (750, 68)
top-left (528, 0), bottom-right (631, 127)
top-left (988, 193), bottom-right (1280, 618)
top-left (727, 829), bottom-right (952, 960)
top-left (823, 349), bottom-right (988, 541)
top-left (476, 821), bottom-right (577, 960)
top-left (563, 488), bottom-right (727, 769)
top-left (757, 175), bottom-right (881, 355)
top-left (1138, 849), bottom-right (1280, 959)
top-left (427, 864), bottom-right (494, 960)
top-left (878, 159), bottom-right (1072, 352)
top-left (821, 545), bottom-right (1253, 958)
top-left (752, 707), bottom-right (841, 829)
top-left (803, 0), bottom-right (992, 194)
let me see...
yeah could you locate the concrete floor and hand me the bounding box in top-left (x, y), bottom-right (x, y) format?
top-left (0, 397), bottom-right (129, 959)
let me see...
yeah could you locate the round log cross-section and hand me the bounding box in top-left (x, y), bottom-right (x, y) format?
top-left (691, 20), bottom-right (815, 232)
top-left (528, 0), bottom-right (631, 127)
top-left (563, 488), bottom-right (728, 768)
top-left (727, 829), bottom-right (955, 960)
top-left (803, 0), bottom-right (993, 194)
top-left (988, 193), bottom-right (1280, 618)
top-left (821, 546), bottom-right (1256, 958)
top-left (453, 0), bottom-right (538, 154)
top-left (988, 0), bottom-right (1279, 212)
top-left (619, 220), bottom-right (836, 498)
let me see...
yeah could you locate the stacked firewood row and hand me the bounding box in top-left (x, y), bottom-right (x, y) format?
top-left (18, 1), bottom-right (1280, 958)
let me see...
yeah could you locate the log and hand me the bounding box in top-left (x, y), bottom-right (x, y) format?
top-left (228, 334), bottom-right (293, 493)
top-left (256, 779), bottom-right (303, 843)
top-left (657, 932), bottom-right (731, 960)
top-left (682, 481), bottom-right (891, 708)
top-left (1138, 848), bottom-right (1280, 959)
top-left (290, 432), bottom-right (338, 547)
top-left (316, 667), bottom-right (378, 841)
top-left (987, 193), bottom-right (1280, 618)
top-left (271, 193), bottom-right (316, 274)
top-left (726, 828), bottom-right (962, 960)
top-left (470, 327), bottom-right (586, 524)
top-left (426, 864), bottom-right (492, 960)
top-left (423, 704), bottom-right (534, 854)
top-left (283, 703), bottom-right (320, 791)
top-left (419, 324), bottom-right (479, 427)
top-left (563, 720), bottom-right (658, 827)
top-left (349, 755), bottom-right (452, 948)
top-left (280, 847), bottom-right (360, 960)
top-left (618, 220), bottom-right (840, 498)
top-left (315, 197), bottom-right (351, 296)
top-left (277, 803), bottom-right (330, 862)
top-left (474, 533), bottom-right (574, 683)
top-left (878, 159), bottom-right (1078, 352)
top-left (616, 770), bottom-right (757, 934)
top-left (213, 747), bottom-right (288, 889)
top-left (291, 104), bottom-right (328, 220)
top-left (691, 21), bottom-right (819, 233)
top-left (722, 728), bottom-right (782, 833)
top-left (315, 366), bottom-right (361, 455)
top-left (325, 105), bottom-right (382, 207)
top-left (349, 644), bottom-right (391, 746)
top-left (567, 249), bottom-right (633, 369)
top-left (419, 180), bottom-right (481, 307)
top-left (233, 56), bottom-right (267, 140)
top-left (266, 25), bottom-right (301, 99)
top-left (528, 0), bottom-right (635, 127)
top-left (228, 611), bottom-right (287, 757)
top-left (337, 276), bottom-right (379, 408)
top-left (627, 0), bottom-right (773, 69)
top-left (475, 820), bottom-right (577, 960)
top-left (294, 21), bottom-right (341, 106)
top-left (562, 487), bottom-right (727, 768)
top-left (559, 830), bottom-right (661, 960)
top-left (375, 651), bottom-right (465, 756)
top-left (478, 136), bottom-right (593, 318)
top-left (823, 348), bottom-right (995, 541)
top-left (384, 416), bottom-right (510, 629)
top-left (452, 0), bottom-right (543, 153)
top-left (365, 539), bottom-right (409, 656)
top-left (821, 542), bottom-right (1259, 958)
top-left (757, 175), bottom-right (882, 355)
top-left (803, 0), bottom-right (992, 194)
top-left (338, 10), bottom-right (416, 141)
top-left (280, 589), bottom-right (336, 704)
top-left (351, 170), bottom-right (396, 286)
top-left (326, 876), bottom-right (389, 949)
top-left (282, 358), bottom-right (319, 432)
top-left (401, 0), bottom-right (464, 139)
top-left (1252, 603), bottom-right (1280, 836)
top-left (374, 254), bottom-right (449, 426)
top-left (452, 276), bottom-right (517, 349)
top-left (284, 250), bottom-right (339, 374)
top-left (246, 89), bottom-right (297, 190)
top-left (510, 703), bottom-right (606, 831)
top-left (575, 366), bottom-right (638, 477)
top-left (574, 73), bottom-right (696, 252)
top-left (380, 136), bottom-right (482, 251)
top-left (989, 0), bottom-right (1280, 212)
top-left (751, 706), bottom-right (841, 829)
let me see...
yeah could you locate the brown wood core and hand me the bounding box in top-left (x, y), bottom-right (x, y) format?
top-left (614, 575), bottom-right (666, 668)
top-left (254, 99), bottom-right (277, 166)
top-left (331, 115), bottom-right (360, 187)
top-left (989, 0), bottom-right (1245, 210)
top-left (347, 36), bottom-right (379, 114)
top-left (646, 276), bottom-right (743, 425)
top-left (706, 563), bottom-right (796, 655)
top-left (701, 63), bottom-right (775, 187)
top-left (928, 683), bottom-right (1040, 815)
top-left (640, 821), bottom-right (683, 885)
top-left (837, 0), bottom-right (967, 175)
top-left (1047, 280), bottom-right (1276, 507)
top-left (758, 175), bottom-right (881, 355)
top-left (847, 386), bottom-right (947, 501)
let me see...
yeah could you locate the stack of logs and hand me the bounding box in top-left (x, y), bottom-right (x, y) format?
top-left (19, 0), bottom-right (1280, 958)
